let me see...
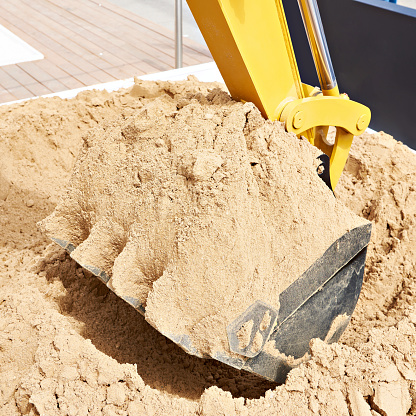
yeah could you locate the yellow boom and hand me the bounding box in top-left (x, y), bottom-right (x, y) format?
top-left (186, 0), bottom-right (371, 189)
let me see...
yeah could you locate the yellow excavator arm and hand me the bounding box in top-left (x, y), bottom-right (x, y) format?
top-left (186, 0), bottom-right (371, 189)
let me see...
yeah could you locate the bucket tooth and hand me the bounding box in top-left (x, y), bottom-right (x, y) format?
top-left (107, 238), bottom-right (151, 311)
top-left (38, 199), bottom-right (88, 250)
top-left (69, 218), bottom-right (126, 284)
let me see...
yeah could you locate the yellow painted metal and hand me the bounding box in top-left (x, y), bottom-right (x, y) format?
top-left (280, 95), bottom-right (371, 188)
top-left (186, 0), bottom-right (304, 118)
top-left (186, 0), bottom-right (371, 189)
top-left (322, 85), bottom-right (340, 97)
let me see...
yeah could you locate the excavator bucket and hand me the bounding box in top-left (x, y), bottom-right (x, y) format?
top-left (181, 0), bottom-right (371, 381)
top-left (228, 224), bottom-right (371, 382)
top-left (40, 0), bottom-right (372, 383)
top-left (46, 221), bottom-right (371, 383)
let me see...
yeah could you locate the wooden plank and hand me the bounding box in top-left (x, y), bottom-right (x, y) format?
top-left (94, 66), bottom-right (134, 80)
top-left (42, 0), bottom-right (175, 72)
top-left (5, 85), bottom-right (36, 101)
top-left (1, 65), bottom-right (43, 89)
top-left (0, 2), bottom-right (112, 83)
top-left (0, 15), bottom-right (100, 86)
top-left (48, 0), bottom-right (207, 67)
top-left (33, 0), bottom-right (138, 61)
top-left (127, 62), bottom-right (160, 76)
top-left (57, 76), bottom-right (91, 90)
top-left (0, 0), bottom-right (212, 103)
top-left (1, 0), bottom-right (209, 77)
top-left (0, 14), bottom-right (103, 85)
top-left (19, 0), bottom-right (129, 69)
top-left (86, 0), bottom-right (202, 49)
top-left (34, 61), bottom-right (85, 89)
top-left (0, 89), bottom-right (18, 103)
top-left (24, 0), bottom-right (183, 76)
top-left (23, 83), bottom-right (53, 97)
top-left (3, 62), bottom-right (76, 98)
top-left (34, 61), bottom-right (72, 81)
top-left (88, 70), bottom-right (115, 84)
top-left (49, 0), bottom-right (181, 66)
top-left (40, 79), bottom-right (68, 93)
top-left (0, 68), bottom-right (21, 90)
top-left (114, 63), bottom-right (146, 78)
top-left (16, 62), bottom-right (55, 84)
top-left (88, 0), bottom-right (211, 57)
top-left (69, 72), bottom-right (105, 86)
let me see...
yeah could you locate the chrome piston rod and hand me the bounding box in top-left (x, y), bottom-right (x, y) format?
top-left (297, 0), bottom-right (337, 93)
top-left (175, 0), bottom-right (183, 68)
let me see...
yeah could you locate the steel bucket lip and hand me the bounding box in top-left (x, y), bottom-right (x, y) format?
top-left (276, 222), bottom-right (372, 329)
top-left (242, 244), bottom-right (369, 382)
top-left (50, 222), bottom-right (372, 381)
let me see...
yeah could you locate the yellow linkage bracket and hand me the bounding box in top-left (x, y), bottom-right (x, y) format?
top-left (186, 0), bottom-right (371, 190)
top-left (277, 89), bottom-right (371, 188)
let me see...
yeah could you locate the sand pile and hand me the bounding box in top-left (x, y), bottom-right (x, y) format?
top-left (38, 81), bottom-right (366, 360)
top-left (0, 78), bottom-right (415, 415)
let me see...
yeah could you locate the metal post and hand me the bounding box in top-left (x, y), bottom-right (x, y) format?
top-left (175, 0), bottom-right (183, 68)
top-left (297, 0), bottom-right (337, 93)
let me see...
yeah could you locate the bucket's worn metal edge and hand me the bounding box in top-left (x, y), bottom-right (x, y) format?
top-left (50, 222), bottom-right (371, 383)
top-left (277, 222), bottom-right (371, 326)
top-left (242, 227), bottom-right (371, 382)
top-left (51, 237), bottom-right (145, 314)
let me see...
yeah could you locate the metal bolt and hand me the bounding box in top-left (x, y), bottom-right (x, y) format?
top-left (293, 111), bottom-right (304, 129)
top-left (356, 114), bottom-right (368, 131)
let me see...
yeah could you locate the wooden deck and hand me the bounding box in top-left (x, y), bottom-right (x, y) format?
top-left (0, 0), bottom-right (212, 103)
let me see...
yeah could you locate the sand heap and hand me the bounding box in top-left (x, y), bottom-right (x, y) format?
top-left (338, 131), bottom-right (416, 349)
top-left (39, 81), bottom-right (366, 360)
top-left (0, 78), bottom-right (415, 416)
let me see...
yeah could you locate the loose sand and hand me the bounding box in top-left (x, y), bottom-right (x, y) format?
top-left (38, 79), bottom-right (366, 360)
top-left (0, 78), bottom-right (415, 415)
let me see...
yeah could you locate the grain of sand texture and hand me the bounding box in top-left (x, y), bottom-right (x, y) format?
top-left (38, 79), bottom-right (366, 360)
top-left (0, 78), bottom-right (415, 415)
